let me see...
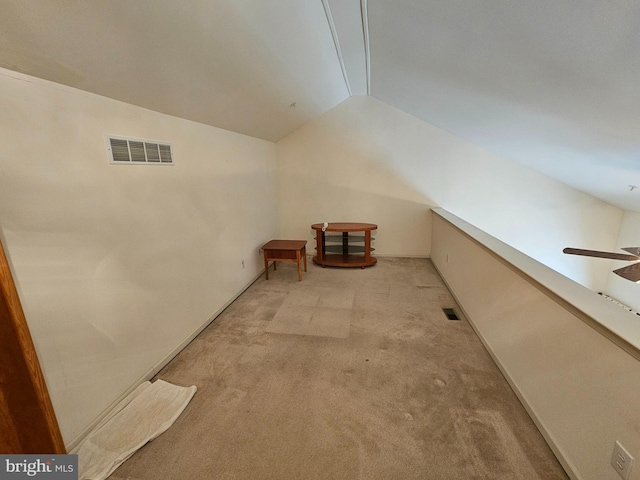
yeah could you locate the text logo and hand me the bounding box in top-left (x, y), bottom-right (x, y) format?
top-left (0, 455), bottom-right (77, 479)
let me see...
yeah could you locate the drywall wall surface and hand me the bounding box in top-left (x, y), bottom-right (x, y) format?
top-left (277, 95), bottom-right (621, 290)
top-left (605, 211), bottom-right (640, 312)
top-left (0, 68), bottom-right (279, 445)
top-left (431, 209), bottom-right (640, 480)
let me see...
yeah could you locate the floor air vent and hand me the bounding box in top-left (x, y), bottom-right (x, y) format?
top-left (443, 308), bottom-right (460, 320)
top-left (107, 136), bottom-right (173, 165)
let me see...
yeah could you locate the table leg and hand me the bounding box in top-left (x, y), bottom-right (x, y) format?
top-left (364, 230), bottom-right (371, 263)
top-left (297, 251), bottom-right (302, 281)
top-left (316, 229), bottom-right (324, 262)
top-left (264, 251), bottom-right (269, 280)
top-left (303, 246), bottom-right (307, 271)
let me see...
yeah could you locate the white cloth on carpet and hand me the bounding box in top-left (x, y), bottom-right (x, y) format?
top-left (74, 379), bottom-right (197, 480)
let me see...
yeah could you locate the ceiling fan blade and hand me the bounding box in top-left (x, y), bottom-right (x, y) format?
top-left (614, 263), bottom-right (640, 283)
top-left (563, 248), bottom-right (639, 261)
top-left (621, 247), bottom-right (640, 258)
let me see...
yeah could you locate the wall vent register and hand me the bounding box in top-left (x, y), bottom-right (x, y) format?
top-left (107, 136), bottom-right (173, 165)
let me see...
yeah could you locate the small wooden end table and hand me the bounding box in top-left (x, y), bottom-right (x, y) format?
top-left (262, 240), bottom-right (307, 281)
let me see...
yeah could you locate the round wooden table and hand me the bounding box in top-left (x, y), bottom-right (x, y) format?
top-left (311, 222), bottom-right (377, 268)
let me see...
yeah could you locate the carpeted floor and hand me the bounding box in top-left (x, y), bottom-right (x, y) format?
top-left (109, 257), bottom-right (569, 480)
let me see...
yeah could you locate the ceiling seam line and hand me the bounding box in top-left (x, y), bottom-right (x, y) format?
top-left (321, 0), bottom-right (352, 96)
top-left (361, 0), bottom-right (371, 96)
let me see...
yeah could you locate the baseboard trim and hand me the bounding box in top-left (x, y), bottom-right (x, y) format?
top-left (374, 253), bottom-right (430, 259)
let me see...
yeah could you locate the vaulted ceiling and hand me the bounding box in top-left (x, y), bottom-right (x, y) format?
top-left (2, 0), bottom-right (639, 212)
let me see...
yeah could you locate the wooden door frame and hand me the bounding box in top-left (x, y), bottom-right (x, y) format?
top-left (0, 238), bottom-right (66, 453)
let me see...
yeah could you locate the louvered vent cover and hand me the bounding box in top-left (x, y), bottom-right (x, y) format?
top-left (107, 136), bottom-right (173, 165)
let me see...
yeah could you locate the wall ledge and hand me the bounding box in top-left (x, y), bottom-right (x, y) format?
top-left (432, 208), bottom-right (640, 360)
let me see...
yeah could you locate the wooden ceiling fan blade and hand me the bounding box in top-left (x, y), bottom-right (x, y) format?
top-left (562, 248), bottom-right (639, 261)
top-left (621, 247), bottom-right (640, 259)
top-left (614, 263), bottom-right (640, 283)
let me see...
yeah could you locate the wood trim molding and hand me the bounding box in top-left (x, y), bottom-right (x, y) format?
top-left (321, 0), bottom-right (352, 96)
top-left (361, 0), bottom-right (371, 95)
top-left (0, 239), bottom-right (66, 453)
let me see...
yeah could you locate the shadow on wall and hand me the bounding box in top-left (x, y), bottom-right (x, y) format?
top-left (277, 106), bottom-right (438, 258)
top-left (284, 124), bottom-right (439, 208)
top-left (279, 178), bottom-right (435, 258)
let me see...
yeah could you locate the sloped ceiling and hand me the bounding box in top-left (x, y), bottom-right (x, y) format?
top-left (1, 0), bottom-right (639, 212)
top-left (0, 0), bottom-right (350, 141)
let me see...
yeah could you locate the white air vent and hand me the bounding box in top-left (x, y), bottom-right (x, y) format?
top-left (107, 136), bottom-right (173, 165)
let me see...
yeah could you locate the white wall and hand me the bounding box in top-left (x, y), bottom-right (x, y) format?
top-left (606, 211), bottom-right (640, 312)
top-left (0, 68), bottom-right (279, 446)
top-left (431, 209), bottom-right (640, 480)
top-left (277, 96), bottom-right (436, 258)
top-left (277, 95), bottom-right (622, 290)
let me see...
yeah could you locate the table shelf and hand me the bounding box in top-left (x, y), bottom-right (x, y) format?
top-left (321, 245), bottom-right (375, 254)
top-left (323, 234), bottom-right (375, 243)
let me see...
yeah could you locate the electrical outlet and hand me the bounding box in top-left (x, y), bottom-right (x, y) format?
top-left (241, 259), bottom-right (245, 269)
top-left (611, 441), bottom-right (634, 480)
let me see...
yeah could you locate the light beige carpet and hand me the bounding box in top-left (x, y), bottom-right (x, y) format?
top-left (265, 287), bottom-right (355, 338)
top-left (108, 257), bottom-right (569, 480)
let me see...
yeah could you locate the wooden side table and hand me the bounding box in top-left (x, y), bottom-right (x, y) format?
top-left (262, 240), bottom-right (307, 281)
top-left (311, 222), bottom-right (377, 268)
